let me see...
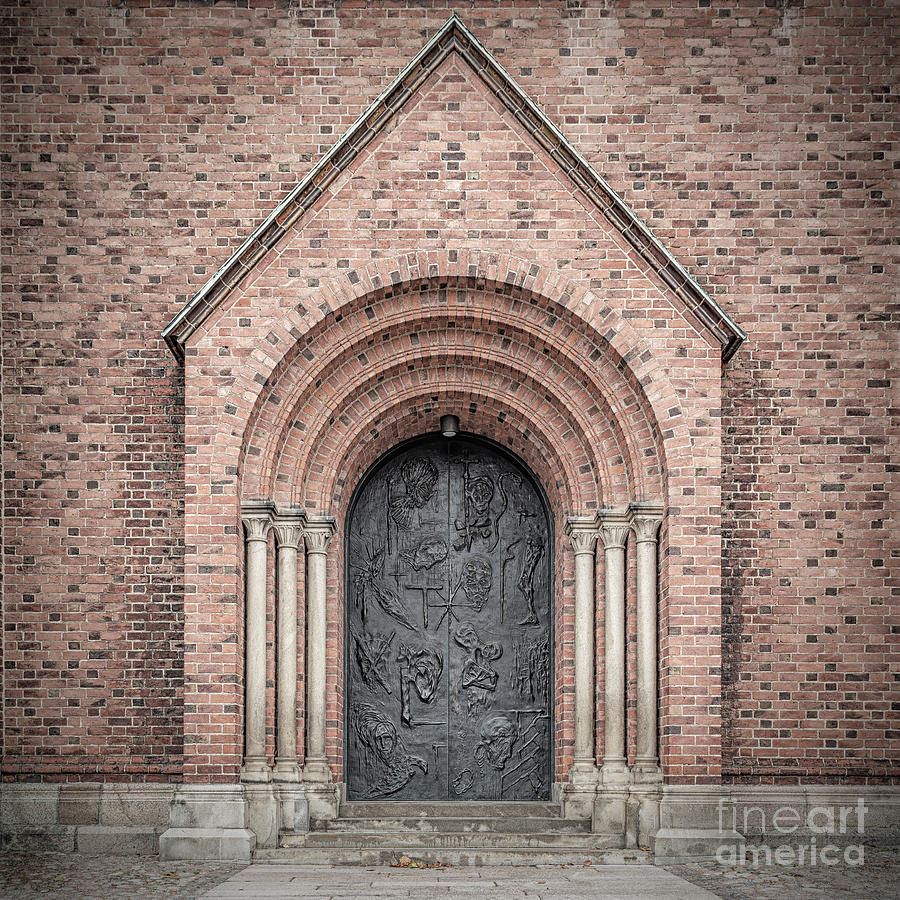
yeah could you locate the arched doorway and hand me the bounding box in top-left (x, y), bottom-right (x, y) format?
top-left (344, 434), bottom-right (554, 801)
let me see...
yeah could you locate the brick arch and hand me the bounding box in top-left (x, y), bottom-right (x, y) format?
top-left (288, 373), bottom-right (596, 516)
top-left (245, 310), bottom-right (631, 507)
top-left (235, 296), bottom-right (680, 512)
top-left (260, 337), bottom-right (630, 511)
top-left (215, 251), bottom-right (691, 513)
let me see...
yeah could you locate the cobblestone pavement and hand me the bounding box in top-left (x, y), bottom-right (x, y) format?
top-left (0, 851), bottom-right (897, 899)
top-left (0, 852), bottom-right (242, 900)
top-left (664, 847), bottom-right (899, 900)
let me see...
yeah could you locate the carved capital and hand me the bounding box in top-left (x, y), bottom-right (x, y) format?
top-left (597, 509), bottom-right (630, 550)
top-left (303, 518), bottom-right (336, 555)
top-left (631, 517), bottom-right (660, 544)
top-left (273, 522), bottom-right (304, 550)
top-left (565, 517), bottom-right (598, 557)
top-left (242, 514), bottom-right (272, 543)
top-left (599, 522), bottom-right (630, 551)
top-left (629, 502), bottom-right (664, 544)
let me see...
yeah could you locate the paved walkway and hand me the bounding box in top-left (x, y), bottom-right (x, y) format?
top-left (198, 864), bottom-right (720, 899)
top-left (1, 850), bottom-right (897, 899)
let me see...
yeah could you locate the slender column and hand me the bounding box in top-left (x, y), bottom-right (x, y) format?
top-left (301, 517), bottom-right (335, 783)
top-left (631, 503), bottom-right (664, 783)
top-left (565, 517), bottom-right (599, 781)
top-left (598, 511), bottom-right (631, 785)
top-left (272, 516), bottom-right (305, 783)
top-left (241, 506), bottom-right (273, 783)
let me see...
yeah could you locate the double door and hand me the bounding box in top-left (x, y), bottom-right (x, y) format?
top-left (345, 435), bottom-right (552, 801)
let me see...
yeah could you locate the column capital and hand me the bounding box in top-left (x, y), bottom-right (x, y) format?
top-left (565, 516), bottom-right (598, 556)
top-left (303, 517), bottom-right (336, 555)
top-left (273, 513), bottom-right (306, 550)
top-left (597, 509), bottom-right (630, 550)
top-left (629, 502), bottom-right (664, 543)
top-left (241, 501), bottom-right (275, 543)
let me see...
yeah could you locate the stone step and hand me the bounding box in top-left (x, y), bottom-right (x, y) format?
top-left (285, 830), bottom-right (611, 850)
top-left (338, 801), bottom-right (560, 818)
top-left (321, 816), bottom-right (591, 834)
top-left (256, 846), bottom-right (650, 866)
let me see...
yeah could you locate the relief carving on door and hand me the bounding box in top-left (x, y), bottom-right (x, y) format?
top-left (345, 436), bottom-right (553, 801)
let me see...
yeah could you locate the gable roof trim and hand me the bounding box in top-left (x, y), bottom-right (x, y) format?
top-left (162, 14), bottom-right (746, 363)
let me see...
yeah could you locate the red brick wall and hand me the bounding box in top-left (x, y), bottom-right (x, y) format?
top-left (2, 1), bottom-right (895, 784)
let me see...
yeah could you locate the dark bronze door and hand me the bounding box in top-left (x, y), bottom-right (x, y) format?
top-left (345, 435), bottom-right (552, 801)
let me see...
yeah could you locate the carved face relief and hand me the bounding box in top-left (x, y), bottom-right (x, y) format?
top-left (352, 702), bottom-right (427, 798)
top-left (468, 476), bottom-right (494, 515)
top-left (475, 714), bottom-right (519, 771)
top-left (397, 644), bottom-right (443, 726)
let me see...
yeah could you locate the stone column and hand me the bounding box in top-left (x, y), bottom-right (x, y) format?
top-left (598, 511), bottom-right (630, 786)
top-left (301, 517), bottom-right (335, 784)
top-left (272, 515), bottom-right (304, 783)
top-left (631, 503), bottom-right (664, 783)
top-left (241, 505), bottom-right (274, 783)
top-left (565, 517), bottom-right (600, 783)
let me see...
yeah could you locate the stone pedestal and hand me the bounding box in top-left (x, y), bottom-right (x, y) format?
top-left (243, 783), bottom-right (279, 850)
top-left (304, 782), bottom-right (341, 827)
top-left (592, 787), bottom-right (629, 848)
top-left (159, 785), bottom-right (256, 862)
top-left (276, 786), bottom-right (310, 835)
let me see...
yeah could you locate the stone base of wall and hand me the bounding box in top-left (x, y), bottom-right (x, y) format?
top-left (158, 783), bottom-right (310, 861)
top-left (0, 784), bottom-right (174, 855)
top-left (4, 781), bottom-right (897, 864)
top-left (616, 785), bottom-right (900, 864)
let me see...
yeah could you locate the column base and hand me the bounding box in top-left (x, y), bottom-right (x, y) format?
top-left (272, 760), bottom-right (301, 783)
top-left (568, 759), bottom-right (600, 787)
top-left (240, 758), bottom-right (272, 783)
top-left (300, 758), bottom-right (332, 784)
top-left (600, 758), bottom-right (631, 786)
top-left (275, 785), bottom-right (309, 834)
top-left (304, 781), bottom-right (339, 827)
top-left (592, 786), bottom-right (629, 845)
top-left (631, 759), bottom-right (663, 784)
top-left (561, 763), bottom-right (599, 820)
top-left (629, 783), bottom-right (663, 850)
top-left (242, 783), bottom-right (278, 849)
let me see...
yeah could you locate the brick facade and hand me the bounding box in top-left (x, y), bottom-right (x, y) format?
top-left (2, 0), bottom-right (896, 791)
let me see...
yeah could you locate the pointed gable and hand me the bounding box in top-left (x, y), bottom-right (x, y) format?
top-left (162, 14), bottom-right (745, 363)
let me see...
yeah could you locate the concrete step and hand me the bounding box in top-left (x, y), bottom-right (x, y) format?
top-left (255, 846), bottom-right (651, 866)
top-left (284, 831), bottom-right (610, 850)
top-left (338, 801), bottom-right (560, 818)
top-left (321, 816), bottom-right (591, 834)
